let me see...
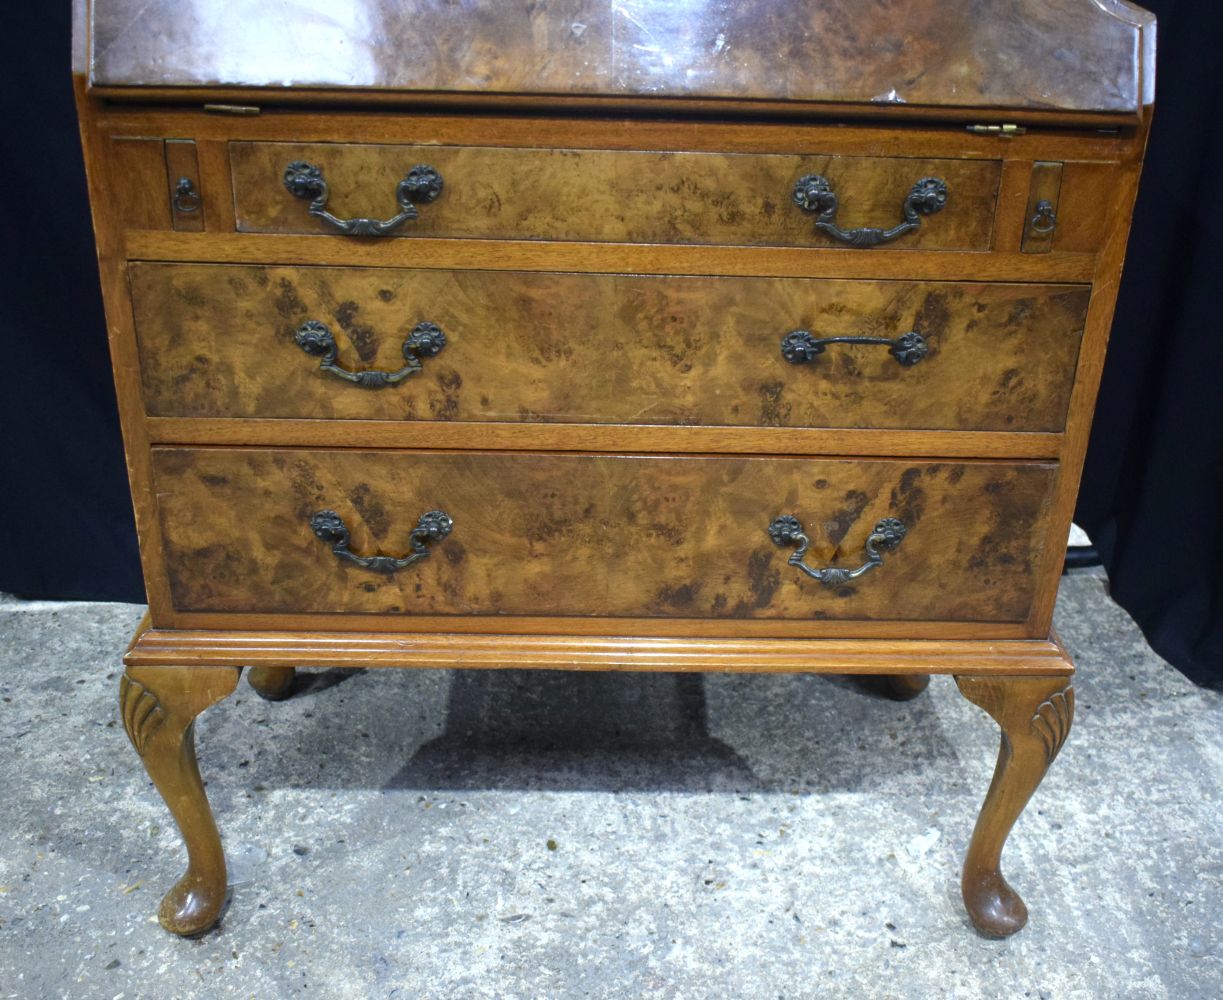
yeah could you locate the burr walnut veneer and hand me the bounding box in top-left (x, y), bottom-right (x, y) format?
top-left (75, 0), bottom-right (1154, 939)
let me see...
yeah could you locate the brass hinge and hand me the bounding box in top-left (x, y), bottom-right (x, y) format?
top-left (204, 103), bottom-right (261, 116)
top-left (966, 123), bottom-right (1027, 137)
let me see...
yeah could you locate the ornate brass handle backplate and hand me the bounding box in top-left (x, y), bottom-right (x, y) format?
top-left (283, 160), bottom-right (444, 236)
top-left (792, 174), bottom-right (948, 247)
top-left (294, 319), bottom-right (447, 388)
top-left (310, 509), bottom-right (453, 574)
top-left (768, 515), bottom-right (907, 587)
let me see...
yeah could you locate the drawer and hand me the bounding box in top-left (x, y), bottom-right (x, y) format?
top-left (230, 141), bottom-right (1001, 250)
top-left (152, 448), bottom-right (1056, 624)
top-left (131, 263), bottom-right (1088, 433)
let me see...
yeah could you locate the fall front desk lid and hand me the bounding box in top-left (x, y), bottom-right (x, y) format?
top-left (78, 0), bottom-right (1155, 122)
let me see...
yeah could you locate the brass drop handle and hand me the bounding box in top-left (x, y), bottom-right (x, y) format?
top-left (792, 174), bottom-right (948, 247)
top-left (172, 176), bottom-right (201, 213)
top-left (283, 160), bottom-right (444, 236)
top-left (294, 320), bottom-right (446, 388)
top-left (768, 515), bottom-right (907, 587)
top-left (1030, 199), bottom-right (1058, 235)
top-left (310, 509), bottom-right (453, 574)
top-left (780, 329), bottom-right (930, 367)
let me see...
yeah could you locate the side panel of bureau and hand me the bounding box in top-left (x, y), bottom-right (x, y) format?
top-left (129, 262), bottom-right (1090, 433)
top-left (151, 447), bottom-right (1057, 627)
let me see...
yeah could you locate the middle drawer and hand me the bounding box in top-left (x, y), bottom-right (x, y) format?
top-left (131, 263), bottom-right (1088, 433)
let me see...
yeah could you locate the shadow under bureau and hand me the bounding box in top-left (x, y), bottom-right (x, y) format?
top-left (74, 0), bottom-right (1154, 938)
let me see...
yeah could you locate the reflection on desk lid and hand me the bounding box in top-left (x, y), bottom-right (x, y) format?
top-left (75, 0), bottom-right (1156, 123)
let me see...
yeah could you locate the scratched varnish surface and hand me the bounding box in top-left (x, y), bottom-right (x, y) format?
top-left (130, 263), bottom-right (1088, 432)
top-left (230, 142), bottom-right (1001, 250)
top-left (152, 448), bottom-right (1057, 622)
top-left (87, 0), bottom-right (1151, 118)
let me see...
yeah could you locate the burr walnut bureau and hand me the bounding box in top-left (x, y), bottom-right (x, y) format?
top-left (74, 0), bottom-right (1154, 938)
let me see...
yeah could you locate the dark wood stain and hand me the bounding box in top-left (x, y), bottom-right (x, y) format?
top-left (890, 467), bottom-right (929, 524)
top-left (745, 549), bottom-right (783, 611)
top-left (823, 490), bottom-right (871, 547)
top-left (346, 483), bottom-right (391, 539)
top-left (273, 278), bottom-right (307, 320)
top-left (655, 582), bottom-right (702, 610)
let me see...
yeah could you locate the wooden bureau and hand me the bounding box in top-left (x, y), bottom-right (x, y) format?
top-left (74, 0), bottom-right (1155, 938)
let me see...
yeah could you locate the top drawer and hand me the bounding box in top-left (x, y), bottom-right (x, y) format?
top-left (230, 142), bottom-right (1001, 250)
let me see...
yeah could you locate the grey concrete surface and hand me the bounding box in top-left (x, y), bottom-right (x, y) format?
top-left (0, 572), bottom-right (1220, 999)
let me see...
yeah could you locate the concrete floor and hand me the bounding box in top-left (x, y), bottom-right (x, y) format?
top-left (0, 572), bottom-right (1220, 999)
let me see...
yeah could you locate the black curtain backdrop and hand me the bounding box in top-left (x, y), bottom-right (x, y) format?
top-left (1074, 0), bottom-right (1223, 688)
top-left (0, 5), bottom-right (143, 603)
top-left (1, 3), bottom-right (1219, 686)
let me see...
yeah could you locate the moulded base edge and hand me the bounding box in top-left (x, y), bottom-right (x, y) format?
top-left (124, 620), bottom-right (1074, 676)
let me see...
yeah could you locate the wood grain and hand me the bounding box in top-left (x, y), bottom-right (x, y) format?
top-left (992, 160), bottom-right (1034, 255)
top-left (124, 625), bottom-right (1075, 676)
top-left (195, 139), bottom-right (236, 232)
top-left (956, 674), bottom-right (1075, 936)
top-left (124, 231), bottom-right (1101, 284)
top-left (130, 611), bottom-right (1045, 641)
top-left (143, 417), bottom-right (1064, 461)
top-left (97, 106), bottom-right (1146, 163)
top-left (230, 141), bottom-right (1001, 251)
top-left (75, 78), bottom-right (173, 616)
top-left (1054, 162), bottom-right (1117, 254)
top-left (107, 137), bottom-right (168, 231)
top-left (1025, 154), bottom-right (1148, 634)
top-left (87, 88), bottom-right (1153, 131)
top-left (120, 664), bottom-right (240, 936)
top-left (86, 0), bottom-right (1153, 122)
top-left (151, 448), bottom-right (1057, 624)
top-left (130, 262), bottom-right (1089, 433)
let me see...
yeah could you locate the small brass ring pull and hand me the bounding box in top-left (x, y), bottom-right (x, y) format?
top-left (781, 329), bottom-right (929, 367)
top-left (310, 509), bottom-right (453, 574)
top-left (1030, 199), bottom-right (1058, 235)
top-left (173, 176), bottom-right (201, 213)
top-left (294, 319), bottom-right (447, 388)
top-left (283, 160), bottom-right (444, 236)
top-left (792, 174), bottom-right (948, 247)
top-left (768, 515), bottom-right (907, 587)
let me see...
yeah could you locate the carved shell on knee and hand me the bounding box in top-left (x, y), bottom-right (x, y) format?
top-left (119, 675), bottom-right (167, 757)
top-left (1030, 686), bottom-right (1074, 764)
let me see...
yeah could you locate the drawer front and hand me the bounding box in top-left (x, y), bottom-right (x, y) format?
top-left (230, 142), bottom-right (1000, 250)
top-left (152, 448), bottom-right (1056, 623)
top-left (131, 263), bottom-right (1087, 433)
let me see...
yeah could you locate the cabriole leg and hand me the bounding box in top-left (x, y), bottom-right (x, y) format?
top-left (955, 674), bottom-right (1074, 937)
top-left (119, 664), bottom-right (241, 936)
top-left (248, 665), bottom-right (296, 701)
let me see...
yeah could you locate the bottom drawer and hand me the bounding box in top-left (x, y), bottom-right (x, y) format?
top-left (151, 448), bottom-right (1056, 626)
